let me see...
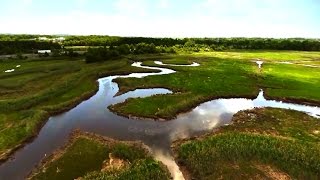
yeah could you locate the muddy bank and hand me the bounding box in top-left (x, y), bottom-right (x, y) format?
top-left (264, 93), bottom-right (320, 107)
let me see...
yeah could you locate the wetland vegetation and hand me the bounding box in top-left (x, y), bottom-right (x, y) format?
top-left (0, 35), bottom-right (320, 179)
top-left (0, 58), bottom-right (158, 161)
top-left (29, 131), bottom-right (170, 180)
top-left (111, 51), bottom-right (320, 119)
top-left (173, 108), bottom-right (320, 179)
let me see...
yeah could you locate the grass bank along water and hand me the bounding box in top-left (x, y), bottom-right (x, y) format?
top-left (0, 51), bottom-right (319, 179)
top-left (0, 58), bottom-right (159, 162)
top-left (1, 54), bottom-right (320, 179)
top-left (111, 52), bottom-right (320, 119)
top-left (29, 131), bottom-right (170, 180)
top-left (0, 59), bottom-right (189, 180)
top-left (172, 108), bottom-right (320, 179)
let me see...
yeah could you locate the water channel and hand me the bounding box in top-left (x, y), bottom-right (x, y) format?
top-left (0, 61), bottom-right (319, 180)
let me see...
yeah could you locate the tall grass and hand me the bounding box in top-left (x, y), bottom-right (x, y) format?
top-left (175, 108), bottom-right (320, 179)
top-left (31, 135), bottom-right (170, 180)
top-left (83, 158), bottom-right (170, 180)
top-left (0, 59), bottom-right (159, 160)
top-left (178, 132), bottom-right (320, 179)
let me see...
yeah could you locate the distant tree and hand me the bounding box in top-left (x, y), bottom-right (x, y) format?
top-left (85, 47), bottom-right (120, 63)
top-left (133, 43), bottom-right (158, 54)
top-left (65, 49), bottom-right (79, 58)
top-left (116, 44), bottom-right (131, 55)
top-left (16, 53), bottom-right (24, 59)
top-left (184, 40), bottom-right (196, 47)
top-left (52, 49), bottom-right (62, 57)
top-left (44, 52), bottom-right (49, 57)
top-left (1, 35), bottom-right (320, 56)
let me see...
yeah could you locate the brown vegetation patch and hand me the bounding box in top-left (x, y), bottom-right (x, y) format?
top-left (100, 153), bottom-right (129, 172)
top-left (255, 164), bottom-right (290, 180)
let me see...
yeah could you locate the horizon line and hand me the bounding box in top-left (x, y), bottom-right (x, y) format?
top-left (1, 33), bottom-right (320, 40)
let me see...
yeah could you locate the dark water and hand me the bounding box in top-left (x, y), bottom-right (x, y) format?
top-left (0, 62), bottom-right (319, 180)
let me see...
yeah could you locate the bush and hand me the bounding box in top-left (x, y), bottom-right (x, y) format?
top-left (133, 43), bottom-right (158, 54)
top-left (85, 47), bottom-right (120, 63)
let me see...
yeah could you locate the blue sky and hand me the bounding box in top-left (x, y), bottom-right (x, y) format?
top-left (0, 0), bottom-right (319, 38)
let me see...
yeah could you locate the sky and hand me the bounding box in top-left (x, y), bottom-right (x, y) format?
top-left (0, 0), bottom-right (319, 38)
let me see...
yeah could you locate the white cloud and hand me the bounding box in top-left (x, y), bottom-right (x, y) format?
top-left (22, 0), bottom-right (33, 5)
top-left (74, 0), bottom-right (88, 7)
top-left (0, 0), bottom-right (318, 38)
top-left (158, 0), bottom-right (169, 8)
top-left (0, 11), bottom-right (313, 38)
top-left (113, 0), bottom-right (148, 16)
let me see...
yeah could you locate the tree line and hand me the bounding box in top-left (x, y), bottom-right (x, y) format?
top-left (0, 41), bottom-right (61, 55)
top-left (63, 36), bottom-right (320, 51)
top-left (85, 43), bottom-right (175, 63)
top-left (1, 35), bottom-right (320, 56)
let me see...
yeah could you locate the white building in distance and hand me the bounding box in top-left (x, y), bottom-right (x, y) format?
top-left (38, 50), bottom-right (51, 54)
top-left (38, 37), bottom-right (48, 41)
top-left (38, 37), bottom-right (65, 42)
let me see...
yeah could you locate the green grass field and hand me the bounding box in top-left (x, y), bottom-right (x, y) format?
top-left (173, 108), bottom-right (320, 179)
top-left (196, 50), bottom-right (320, 61)
top-left (111, 51), bottom-right (320, 119)
top-left (0, 58), bottom-right (157, 161)
top-left (30, 132), bottom-right (170, 180)
top-left (1, 50), bottom-right (319, 172)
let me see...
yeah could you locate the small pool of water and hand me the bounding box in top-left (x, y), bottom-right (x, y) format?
top-left (0, 61), bottom-right (319, 180)
top-left (154, 61), bottom-right (200, 67)
top-left (255, 60), bottom-right (263, 69)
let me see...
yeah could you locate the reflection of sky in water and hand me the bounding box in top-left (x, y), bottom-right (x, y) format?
top-left (253, 90), bottom-right (320, 118)
top-left (1, 61), bottom-right (319, 180)
top-left (255, 60), bottom-right (263, 68)
top-left (279, 61), bottom-right (294, 64)
top-left (278, 61), bottom-right (320, 68)
top-left (153, 149), bottom-right (184, 180)
top-left (168, 90), bottom-right (320, 143)
top-left (154, 61), bottom-right (200, 67)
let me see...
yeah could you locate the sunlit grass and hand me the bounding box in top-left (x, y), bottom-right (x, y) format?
top-left (30, 133), bottom-right (170, 180)
top-left (111, 51), bottom-right (320, 119)
top-left (196, 50), bottom-right (320, 61)
top-left (0, 58), bottom-right (158, 160)
top-left (174, 108), bottom-right (320, 179)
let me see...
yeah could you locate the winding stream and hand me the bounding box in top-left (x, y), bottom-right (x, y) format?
top-left (278, 61), bottom-right (320, 68)
top-left (0, 61), bottom-right (319, 180)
